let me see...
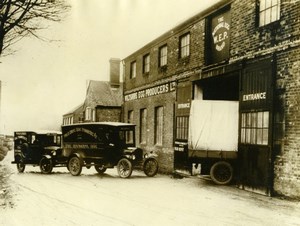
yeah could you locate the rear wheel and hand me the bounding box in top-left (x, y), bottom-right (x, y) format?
top-left (95, 165), bottom-right (106, 174)
top-left (143, 158), bottom-right (158, 177)
top-left (40, 157), bottom-right (53, 174)
top-left (117, 158), bottom-right (132, 178)
top-left (210, 161), bottom-right (233, 185)
top-left (68, 156), bottom-right (82, 176)
top-left (17, 161), bottom-right (25, 173)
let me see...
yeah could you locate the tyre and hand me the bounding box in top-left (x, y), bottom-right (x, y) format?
top-left (17, 161), bottom-right (25, 173)
top-left (143, 158), bottom-right (158, 177)
top-left (95, 165), bottom-right (106, 174)
top-left (39, 157), bottom-right (53, 174)
top-left (210, 161), bottom-right (233, 185)
top-left (68, 156), bottom-right (82, 176)
top-left (117, 158), bottom-right (132, 178)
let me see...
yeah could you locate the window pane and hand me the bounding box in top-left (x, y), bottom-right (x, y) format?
top-left (260, 0), bottom-right (266, 11)
top-left (246, 128), bottom-right (251, 143)
top-left (246, 113), bottom-right (251, 127)
top-left (241, 113), bottom-right (246, 127)
top-left (160, 46), bottom-right (168, 66)
top-left (262, 129), bottom-right (269, 145)
top-left (241, 128), bottom-right (246, 143)
top-left (263, 111), bottom-right (269, 128)
top-left (257, 112), bottom-right (263, 127)
top-left (251, 112), bottom-right (257, 127)
top-left (271, 6), bottom-right (278, 21)
top-left (140, 109), bottom-right (147, 143)
top-left (257, 129), bottom-right (263, 145)
top-left (180, 34), bottom-right (190, 58)
top-left (143, 54), bottom-right (150, 73)
top-left (240, 111), bottom-right (269, 145)
top-left (130, 61), bottom-right (136, 78)
top-left (155, 107), bottom-right (163, 144)
top-left (259, 12), bottom-right (265, 26)
top-left (265, 8), bottom-right (271, 24)
top-left (259, 0), bottom-right (280, 26)
top-left (266, 0), bottom-right (272, 8)
top-left (176, 116), bottom-right (189, 140)
top-left (250, 129), bottom-right (256, 144)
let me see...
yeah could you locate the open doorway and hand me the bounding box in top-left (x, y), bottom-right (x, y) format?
top-left (194, 73), bottom-right (239, 101)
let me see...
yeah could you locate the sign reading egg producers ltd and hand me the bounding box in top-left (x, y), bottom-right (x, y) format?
top-left (210, 9), bottom-right (231, 63)
top-left (124, 81), bottom-right (176, 102)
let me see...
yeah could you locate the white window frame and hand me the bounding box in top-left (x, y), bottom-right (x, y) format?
top-left (240, 111), bottom-right (269, 145)
top-left (155, 106), bottom-right (164, 145)
top-left (130, 61), bottom-right (136, 79)
top-left (180, 33), bottom-right (190, 58)
top-left (143, 54), bottom-right (150, 73)
top-left (159, 45), bottom-right (168, 67)
top-left (259, 0), bottom-right (280, 26)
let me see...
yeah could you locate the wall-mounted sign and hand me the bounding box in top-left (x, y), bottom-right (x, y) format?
top-left (209, 8), bottom-right (231, 64)
top-left (243, 92), bottom-right (267, 102)
top-left (240, 59), bottom-right (273, 110)
top-left (177, 103), bottom-right (190, 109)
top-left (124, 81), bottom-right (176, 102)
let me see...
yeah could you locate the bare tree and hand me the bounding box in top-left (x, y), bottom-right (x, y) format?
top-left (0, 0), bottom-right (70, 56)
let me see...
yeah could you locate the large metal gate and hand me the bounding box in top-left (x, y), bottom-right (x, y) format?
top-left (238, 58), bottom-right (274, 195)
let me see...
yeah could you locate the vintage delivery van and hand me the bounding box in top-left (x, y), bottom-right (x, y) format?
top-left (61, 122), bottom-right (158, 178)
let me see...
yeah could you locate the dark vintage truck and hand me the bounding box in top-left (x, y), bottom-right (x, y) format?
top-left (11, 130), bottom-right (65, 173)
top-left (61, 122), bottom-right (158, 178)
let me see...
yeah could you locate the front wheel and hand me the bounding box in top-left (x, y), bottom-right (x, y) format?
top-left (210, 161), bottom-right (233, 185)
top-left (95, 165), bottom-right (106, 174)
top-left (40, 157), bottom-right (53, 174)
top-left (117, 158), bottom-right (132, 178)
top-left (68, 156), bottom-right (82, 176)
top-left (17, 161), bottom-right (25, 173)
top-left (143, 158), bottom-right (158, 177)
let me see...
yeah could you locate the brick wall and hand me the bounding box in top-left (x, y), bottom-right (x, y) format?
top-left (96, 108), bottom-right (121, 122)
top-left (123, 0), bottom-right (300, 196)
top-left (229, 0), bottom-right (300, 197)
top-left (274, 49), bottom-right (300, 198)
top-left (124, 92), bottom-right (175, 173)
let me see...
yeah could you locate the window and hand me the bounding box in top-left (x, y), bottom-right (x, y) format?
top-left (128, 110), bottom-right (134, 124)
top-left (130, 61), bottom-right (136, 79)
top-left (240, 111), bottom-right (269, 145)
top-left (176, 116), bottom-right (189, 140)
top-left (127, 111), bottom-right (134, 143)
top-left (85, 107), bottom-right (92, 121)
top-left (85, 107), bottom-right (95, 121)
top-left (159, 45), bottom-right (168, 67)
top-left (155, 106), bottom-right (163, 145)
top-left (140, 109), bottom-right (147, 143)
top-left (259, 0), bottom-right (280, 26)
top-left (143, 54), bottom-right (150, 73)
top-left (179, 33), bottom-right (190, 58)
top-left (92, 109), bottom-right (95, 121)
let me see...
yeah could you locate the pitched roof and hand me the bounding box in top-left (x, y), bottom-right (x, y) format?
top-left (63, 103), bottom-right (84, 116)
top-left (84, 80), bottom-right (123, 108)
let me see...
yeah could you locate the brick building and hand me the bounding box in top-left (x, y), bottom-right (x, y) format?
top-left (63, 58), bottom-right (123, 125)
top-left (123, 0), bottom-right (300, 198)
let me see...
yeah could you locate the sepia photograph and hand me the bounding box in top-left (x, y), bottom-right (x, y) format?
top-left (0, 0), bottom-right (300, 225)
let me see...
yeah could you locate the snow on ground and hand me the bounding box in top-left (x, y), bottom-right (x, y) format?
top-left (1, 151), bottom-right (300, 226)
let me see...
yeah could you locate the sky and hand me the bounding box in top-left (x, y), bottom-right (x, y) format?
top-left (0, 0), bottom-right (220, 135)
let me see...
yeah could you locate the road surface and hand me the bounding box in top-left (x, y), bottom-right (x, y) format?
top-left (1, 151), bottom-right (300, 226)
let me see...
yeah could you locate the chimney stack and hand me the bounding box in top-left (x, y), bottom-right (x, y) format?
top-left (109, 58), bottom-right (120, 88)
